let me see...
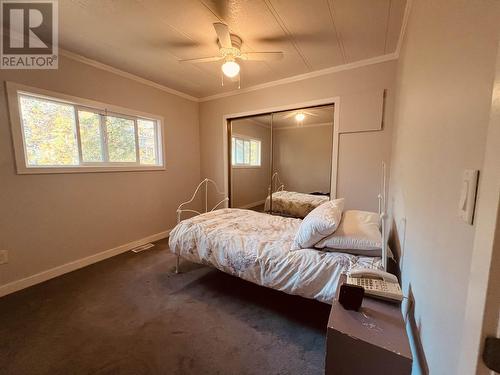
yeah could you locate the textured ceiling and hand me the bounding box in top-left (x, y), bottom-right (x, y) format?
top-left (59, 0), bottom-right (407, 98)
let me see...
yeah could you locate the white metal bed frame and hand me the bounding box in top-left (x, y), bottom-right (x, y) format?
top-left (175, 178), bottom-right (229, 273)
top-left (266, 171), bottom-right (285, 215)
top-left (268, 171), bottom-right (285, 195)
top-left (173, 163), bottom-right (389, 274)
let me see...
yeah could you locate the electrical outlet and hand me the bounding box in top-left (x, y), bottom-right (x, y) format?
top-left (0, 250), bottom-right (8, 265)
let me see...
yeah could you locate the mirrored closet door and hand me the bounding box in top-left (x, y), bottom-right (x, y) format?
top-left (228, 104), bottom-right (334, 218)
top-left (229, 114), bottom-right (272, 212)
top-left (270, 105), bottom-right (334, 217)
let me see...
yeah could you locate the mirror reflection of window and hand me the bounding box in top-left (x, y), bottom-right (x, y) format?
top-left (229, 115), bottom-right (271, 212)
top-left (232, 136), bottom-right (261, 167)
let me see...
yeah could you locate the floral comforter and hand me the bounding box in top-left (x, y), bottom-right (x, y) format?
top-left (264, 191), bottom-right (329, 218)
top-left (168, 208), bottom-right (382, 304)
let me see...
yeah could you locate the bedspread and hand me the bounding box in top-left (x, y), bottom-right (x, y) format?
top-left (169, 208), bottom-right (382, 304)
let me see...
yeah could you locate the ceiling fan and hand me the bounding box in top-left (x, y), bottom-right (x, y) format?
top-left (179, 23), bottom-right (284, 80)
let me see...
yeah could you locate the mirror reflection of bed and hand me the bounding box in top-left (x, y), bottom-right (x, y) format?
top-left (269, 105), bottom-right (334, 218)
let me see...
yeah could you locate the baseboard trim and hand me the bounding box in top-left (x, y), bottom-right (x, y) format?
top-left (237, 199), bottom-right (266, 209)
top-left (0, 229), bottom-right (172, 298)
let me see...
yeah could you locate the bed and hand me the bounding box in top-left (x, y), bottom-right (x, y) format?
top-left (263, 172), bottom-right (329, 218)
top-left (264, 190), bottom-right (329, 218)
top-left (169, 178), bottom-right (385, 304)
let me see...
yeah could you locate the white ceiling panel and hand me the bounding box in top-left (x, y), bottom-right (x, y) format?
top-left (332, 0), bottom-right (392, 62)
top-left (58, 0), bottom-right (407, 98)
top-left (267, 0), bottom-right (345, 69)
top-left (384, 0), bottom-right (407, 53)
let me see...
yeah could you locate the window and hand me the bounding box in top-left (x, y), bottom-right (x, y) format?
top-left (231, 135), bottom-right (261, 167)
top-left (7, 83), bottom-right (164, 173)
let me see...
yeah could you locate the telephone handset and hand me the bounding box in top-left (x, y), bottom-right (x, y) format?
top-left (347, 268), bottom-right (403, 303)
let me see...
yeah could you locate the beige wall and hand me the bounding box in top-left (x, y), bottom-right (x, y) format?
top-left (200, 60), bottom-right (397, 212)
top-left (231, 119), bottom-right (271, 208)
top-left (273, 124), bottom-right (333, 194)
top-left (389, 1), bottom-right (500, 373)
top-left (0, 55), bottom-right (200, 289)
top-left (459, 40), bottom-right (500, 375)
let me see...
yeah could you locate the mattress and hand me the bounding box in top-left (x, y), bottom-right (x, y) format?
top-left (169, 208), bottom-right (382, 304)
top-left (264, 191), bottom-right (329, 218)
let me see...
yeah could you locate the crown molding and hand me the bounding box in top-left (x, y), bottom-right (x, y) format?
top-left (61, 48), bottom-right (398, 105)
top-left (59, 49), bottom-right (200, 102)
top-left (199, 53), bottom-right (398, 102)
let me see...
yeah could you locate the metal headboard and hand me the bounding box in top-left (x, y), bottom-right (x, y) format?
top-left (176, 178), bottom-right (229, 224)
top-left (269, 171), bottom-right (285, 195)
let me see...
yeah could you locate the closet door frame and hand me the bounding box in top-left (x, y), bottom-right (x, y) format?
top-left (223, 97), bottom-right (340, 205)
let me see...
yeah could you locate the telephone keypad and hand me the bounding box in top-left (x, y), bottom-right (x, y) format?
top-left (346, 276), bottom-right (403, 303)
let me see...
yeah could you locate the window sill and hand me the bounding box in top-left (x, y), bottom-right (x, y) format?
top-left (232, 165), bottom-right (262, 169)
top-left (16, 165), bottom-right (166, 175)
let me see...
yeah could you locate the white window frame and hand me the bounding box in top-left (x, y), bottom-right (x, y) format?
top-left (231, 134), bottom-right (262, 168)
top-left (6, 82), bottom-right (165, 174)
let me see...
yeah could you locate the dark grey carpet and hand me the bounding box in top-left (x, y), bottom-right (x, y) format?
top-left (0, 239), bottom-right (330, 375)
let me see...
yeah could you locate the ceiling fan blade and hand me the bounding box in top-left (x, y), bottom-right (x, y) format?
top-left (179, 56), bottom-right (223, 63)
top-left (240, 52), bottom-right (284, 61)
top-left (213, 22), bottom-right (232, 48)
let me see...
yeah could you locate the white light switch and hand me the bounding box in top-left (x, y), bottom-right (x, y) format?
top-left (0, 250), bottom-right (8, 265)
top-left (458, 169), bottom-right (479, 225)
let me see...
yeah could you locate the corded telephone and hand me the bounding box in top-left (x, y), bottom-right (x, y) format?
top-left (347, 268), bottom-right (403, 303)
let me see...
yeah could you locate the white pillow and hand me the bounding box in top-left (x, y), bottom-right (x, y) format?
top-left (314, 210), bottom-right (382, 256)
top-left (291, 198), bottom-right (345, 250)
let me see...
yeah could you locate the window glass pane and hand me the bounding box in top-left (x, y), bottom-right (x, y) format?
top-left (78, 110), bottom-right (103, 162)
top-left (19, 95), bottom-right (79, 166)
top-left (244, 140), bottom-right (250, 164)
top-left (235, 139), bottom-right (244, 164)
top-left (250, 140), bottom-right (261, 166)
top-left (138, 119), bottom-right (157, 165)
top-left (106, 116), bottom-right (136, 162)
top-left (231, 137), bottom-right (236, 165)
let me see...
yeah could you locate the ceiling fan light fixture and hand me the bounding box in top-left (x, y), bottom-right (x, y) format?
top-left (221, 59), bottom-right (240, 78)
top-left (295, 112), bottom-right (306, 122)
